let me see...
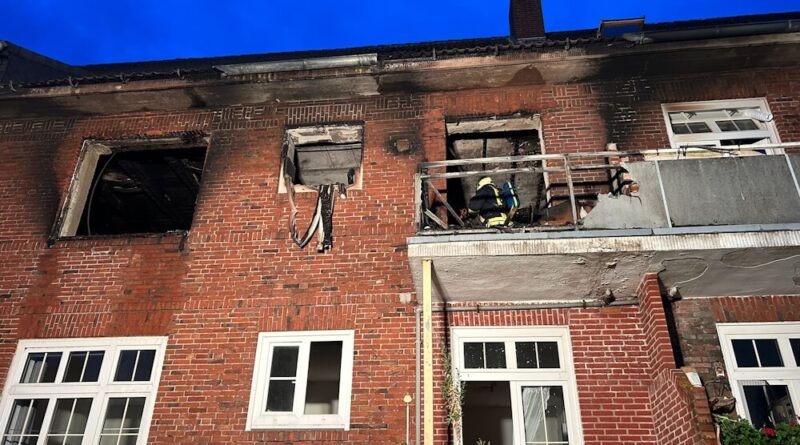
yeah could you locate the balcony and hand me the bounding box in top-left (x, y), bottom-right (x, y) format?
top-left (408, 144), bottom-right (800, 303)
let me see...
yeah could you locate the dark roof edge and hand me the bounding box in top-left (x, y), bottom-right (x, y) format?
top-left (0, 41), bottom-right (90, 77)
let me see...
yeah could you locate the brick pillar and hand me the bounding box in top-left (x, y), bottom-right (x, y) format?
top-left (638, 273), bottom-right (717, 445)
top-left (509, 0), bottom-right (545, 39)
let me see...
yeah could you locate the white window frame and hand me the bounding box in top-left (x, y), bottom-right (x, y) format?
top-left (452, 326), bottom-right (583, 445)
top-left (661, 98), bottom-right (781, 152)
top-left (0, 336), bottom-right (168, 445)
top-left (246, 330), bottom-right (355, 430)
top-left (717, 322), bottom-right (800, 424)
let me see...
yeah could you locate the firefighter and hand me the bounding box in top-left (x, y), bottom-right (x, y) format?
top-left (467, 176), bottom-right (508, 228)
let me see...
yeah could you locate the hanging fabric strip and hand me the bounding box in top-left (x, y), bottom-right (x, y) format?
top-left (317, 184), bottom-right (336, 252)
top-left (286, 174), bottom-right (322, 249)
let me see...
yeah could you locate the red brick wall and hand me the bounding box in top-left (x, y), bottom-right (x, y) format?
top-left (1, 65), bottom-right (798, 443)
top-left (671, 295), bottom-right (800, 383)
top-left (637, 275), bottom-right (716, 445)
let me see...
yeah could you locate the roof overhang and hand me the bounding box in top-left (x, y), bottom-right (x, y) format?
top-left (1, 33), bottom-right (799, 119)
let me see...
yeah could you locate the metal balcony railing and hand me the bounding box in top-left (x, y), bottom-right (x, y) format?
top-left (414, 143), bottom-right (800, 234)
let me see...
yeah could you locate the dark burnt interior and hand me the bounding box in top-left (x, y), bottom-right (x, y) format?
top-left (76, 147), bottom-right (206, 236)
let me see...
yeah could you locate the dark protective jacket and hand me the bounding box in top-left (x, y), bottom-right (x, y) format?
top-left (468, 182), bottom-right (508, 227)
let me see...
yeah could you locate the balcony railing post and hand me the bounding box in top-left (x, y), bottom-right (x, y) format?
top-left (653, 160), bottom-right (673, 228)
top-left (784, 154), bottom-right (800, 203)
top-left (563, 155), bottom-right (580, 231)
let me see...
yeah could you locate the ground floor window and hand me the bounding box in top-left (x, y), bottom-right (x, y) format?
top-left (0, 337), bottom-right (167, 445)
top-left (452, 327), bottom-right (582, 445)
top-left (246, 330), bottom-right (355, 430)
top-left (717, 323), bottom-right (800, 428)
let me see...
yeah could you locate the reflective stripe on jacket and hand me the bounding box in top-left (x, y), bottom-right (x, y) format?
top-left (468, 183), bottom-right (508, 227)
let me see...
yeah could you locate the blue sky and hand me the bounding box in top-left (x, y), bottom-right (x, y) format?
top-left (1, 0), bottom-right (797, 65)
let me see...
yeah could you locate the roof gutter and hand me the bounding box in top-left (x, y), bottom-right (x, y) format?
top-left (214, 53), bottom-right (378, 76)
top-left (623, 19), bottom-right (799, 44)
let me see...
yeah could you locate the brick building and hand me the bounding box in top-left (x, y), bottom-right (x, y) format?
top-left (1, 1), bottom-right (799, 444)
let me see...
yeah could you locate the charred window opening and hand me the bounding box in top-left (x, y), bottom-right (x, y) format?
top-left (441, 116), bottom-right (544, 226)
top-left (281, 124), bottom-right (364, 192)
top-left (56, 137), bottom-right (207, 238)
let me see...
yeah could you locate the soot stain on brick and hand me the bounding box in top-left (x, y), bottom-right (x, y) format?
top-left (505, 65), bottom-right (544, 87)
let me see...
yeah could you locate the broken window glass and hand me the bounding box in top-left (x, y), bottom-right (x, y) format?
top-left (75, 146), bottom-right (206, 236)
top-left (742, 384), bottom-right (796, 428)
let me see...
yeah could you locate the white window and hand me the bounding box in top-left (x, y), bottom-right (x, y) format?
top-left (247, 330), bottom-right (355, 430)
top-left (0, 337), bottom-right (167, 445)
top-left (452, 327), bottom-right (583, 445)
top-left (661, 98), bottom-right (780, 153)
top-left (717, 323), bottom-right (800, 428)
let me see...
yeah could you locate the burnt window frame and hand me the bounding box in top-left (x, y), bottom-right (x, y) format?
top-left (52, 135), bottom-right (209, 239)
top-left (278, 123), bottom-right (365, 194)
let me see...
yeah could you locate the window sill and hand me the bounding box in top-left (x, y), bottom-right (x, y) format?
top-left (247, 414), bottom-right (349, 431)
top-left (48, 230), bottom-right (188, 249)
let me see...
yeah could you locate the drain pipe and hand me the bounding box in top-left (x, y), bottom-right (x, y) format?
top-left (421, 259), bottom-right (434, 445)
top-left (415, 306), bottom-right (421, 445)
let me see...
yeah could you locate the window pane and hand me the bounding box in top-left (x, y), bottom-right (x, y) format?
top-left (100, 397), bottom-right (144, 445)
top-left (69, 399), bottom-right (92, 434)
top-left (122, 398), bottom-right (144, 431)
top-left (133, 350), bottom-right (155, 381)
top-left (84, 351), bottom-right (104, 382)
top-left (732, 340), bottom-right (758, 367)
top-left (716, 120), bottom-right (738, 132)
top-left (462, 381), bottom-right (512, 445)
top-left (687, 122), bottom-right (711, 133)
top-left (516, 342), bottom-right (538, 369)
top-left (270, 346), bottom-right (299, 378)
top-left (304, 341), bottom-right (343, 415)
top-left (21, 353), bottom-right (62, 383)
top-left (744, 384), bottom-right (796, 428)
top-left (20, 353), bottom-right (44, 383)
top-left (734, 119), bottom-right (759, 131)
top-left (485, 343), bottom-right (506, 369)
top-left (115, 350), bottom-right (138, 381)
top-left (671, 123), bottom-right (691, 135)
top-left (755, 339), bottom-right (783, 367)
top-left (63, 352), bottom-right (87, 383)
top-left (464, 343), bottom-right (484, 369)
top-left (537, 342), bottom-right (560, 369)
top-left (3, 399), bottom-right (49, 443)
top-left (101, 398), bottom-right (126, 433)
top-left (47, 398), bottom-right (92, 444)
top-left (48, 399), bottom-right (74, 434)
top-left (521, 386), bottom-right (569, 445)
top-left (266, 380), bottom-right (295, 412)
top-left (791, 339), bottom-right (800, 366)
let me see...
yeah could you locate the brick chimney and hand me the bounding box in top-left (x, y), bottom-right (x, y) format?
top-left (509, 0), bottom-right (546, 39)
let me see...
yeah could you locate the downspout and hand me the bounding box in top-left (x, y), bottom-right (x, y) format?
top-left (415, 306), bottom-right (421, 445)
top-left (422, 259), bottom-right (434, 445)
